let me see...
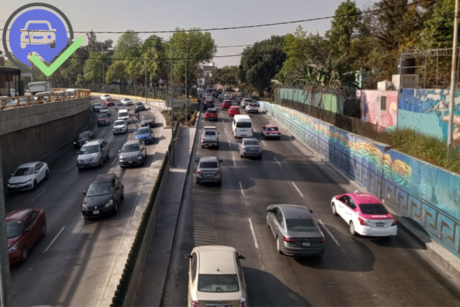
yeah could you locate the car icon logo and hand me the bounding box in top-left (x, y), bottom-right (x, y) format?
top-left (20, 20), bottom-right (56, 49)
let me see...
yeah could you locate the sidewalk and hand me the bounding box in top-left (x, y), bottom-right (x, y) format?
top-left (134, 126), bottom-right (197, 307)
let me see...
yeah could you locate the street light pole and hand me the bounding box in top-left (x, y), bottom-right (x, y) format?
top-left (448, 0), bottom-right (460, 157)
top-left (185, 57), bottom-right (188, 123)
top-left (170, 41), bottom-right (174, 167)
top-left (144, 60), bottom-right (147, 105)
top-left (102, 63), bottom-right (105, 92)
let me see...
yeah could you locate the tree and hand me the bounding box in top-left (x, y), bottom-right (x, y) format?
top-left (106, 61), bottom-right (127, 83)
top-left (239, 35), bottom-right (286, 97)
top-left (83, 52), bottom-right (111, 83)
top-left (141, 35), bottom-right (169, 85)
top-left (325, 0), bottom-right (362, 56)
top-left (113, 30), bottom-right (143, 84)
top-left (422, 0), bottom-right (456, 48)
top-left (211, 66), bottom-right (239, 85)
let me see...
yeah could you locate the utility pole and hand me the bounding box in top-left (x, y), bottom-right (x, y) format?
top-left (185, 57), bottom-right (188, 123)
top-left (102, 63), bottom-right (105, 92)
top-left (0, 142), bottom-right (12, 307)
top-left (170, 41), bottom-right (174, 167)
top-left (144, 60), bottom-right (147, 105)
top-left (448, 0), bottom-right (460, 158)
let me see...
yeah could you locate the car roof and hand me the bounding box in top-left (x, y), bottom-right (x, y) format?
top-left (83, 139), bottom-right (103, 146)
top-left (136, 101), bottom-right (144, 104)
top-left (276, 205), bottom-right (313, 219)
top-left (242, 138), bottom-right (259, 142)
top-left (17, 162), bottom-right (39, 168)
top-left (234, 115), bottom-right (251, 120)
top-left (118, 110), bottom-right (128, 113)
top-left (203, 126), bottom-right (217, 129)
top-left (92, 173), bottom-right (116, 183)
top-left (230, 106), bottom-right (239, 109)
top-left (195, 246), bottom-right (237, 274)
top-left (206, 108), bottom-right (217, 112)
top-left (265, 124), bottom-right (278, 127)
top-left (6, 209), bottom-right (33, 221)
top-left (347, 193), bottom-right (382, 204)
top-left (124, 140), bottom-right (141, 145)
top-left (199, 156), bottom-right (219, 163)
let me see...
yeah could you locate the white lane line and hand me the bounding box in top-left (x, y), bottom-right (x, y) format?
top-left (224, 128), bottom-right (227, 133)
top-left (274, 157), bottom-right (282, 167)
top-left (228, 140), bottom-right (231, 148)
top-left (222, 118), bottom-right (224, 123)
top-left (261, 141), bottom-right (267, 147)
top-left (31, 189), bottom-right (46, 202)
top-left (239, 181), bottom-right (245, 197)
top-left (292, 182), bottom-right (304, 198)
top-left (43, 226), bottom-right (65, 253)
top-left (66, 163), bottom-right (76, 171)
top-left (232, 156), bottom-right (236, 167)
top-left (248, 218), bottom-right (259, 249)
top-left (111, 156), bottom-right (118, 165)
top-left (318, 220), bottom-right (340, 247)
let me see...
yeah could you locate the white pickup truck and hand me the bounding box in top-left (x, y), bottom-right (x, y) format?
top-left (29, 81), bottom-right (51, 95)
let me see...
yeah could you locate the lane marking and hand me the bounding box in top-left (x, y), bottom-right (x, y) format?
top-left (248, 218), bottom-right (259, 249)
top-left (232, 156), bottom-right (236, 167)
top-left (292, 182), bottom-right (304, 198)
top-left (239, 181), bottom-right (245, 197)
top-left (66, 163), bottom-right (76, 171)
top-left (318, 220), bottom-right (340, 247)
top-left (274, 157), bottom-right (282, 167)
top-left (111, 156), bottom-right (118, 165)
top-left (43, 226), bottom-right (65, 253)
top-left (224, 128), bottom-right (227, 133)
top-left (31, 189), bottom-right (46, 202)
top-left (222, 118), bottom-right (224, 123)
top-left (228, 140), bottom-right (231, 148)
top-left (261, 141), bottom-right (267, 147)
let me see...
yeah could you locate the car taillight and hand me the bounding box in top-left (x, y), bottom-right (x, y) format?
top-left (234, 128), bottom-right (236, 133)
top-left (391, 219), bottom-right (397, 226)
top-left (192, 300), bottom-right (199, 307)
top-left (197, 171), bottom-right (201, 175)
top-left (216, 171), bottom-right (221, 175)
top-left (358, 217), bottom-right (369, 226)
top-left (317, 238), bottom-right (325, 243)
top-left (202, 138), bottom-right (204, 141)
top-left (283, 236), bottom-right (295, 242)
top-left (240, 298), bottom-right (246, 307)
top-left (242, 147), bottom-right (246, 151)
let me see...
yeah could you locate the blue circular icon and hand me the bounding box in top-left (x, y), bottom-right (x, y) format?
top-left (8, 9), bottom-right (68, 67)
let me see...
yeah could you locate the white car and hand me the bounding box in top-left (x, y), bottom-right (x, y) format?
top-left (121, 98), bottom-right (133, 106)
top-left (118, 110), bottom-right (130, 122)
top-left (186, 246), bottom-right (247, 307)
top-left (20, 21), bottom-right (56, 49)
top-left (100, 94), bottom-right (111, 100)
top-left (331, 191), bottom-right (397, 237)
top-left (245, 102), bottom-right (259, 113)
top-left (7, 162), bottom-right (49, 191)
top-left (113, 120), bottom-right (127, 135)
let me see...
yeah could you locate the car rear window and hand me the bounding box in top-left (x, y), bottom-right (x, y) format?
top-left (119, 112), bottom-right (128, 117)
top-left (198, 274), bottom-right (239, 293)
top-left (267, 127), bottom-right (279, 131)
top-left (204, 131), bottom-right (216, 136)
top-left (98, 114), bottom-right (108, 119)
top-left (200, 162), bottom-right (218, 168)
top-left (142, 115), bottom-right (153, 120)
top-left (249, 103), bottom-right (257, 107)
top-left (94, 103), bottom-right (101, 107)
top-left (286, 218), bottom-right (318, 232)
top-left (359, 204), bottom-right (388, 215)
top-left (207, 110), bottom-right (217, 114)
top-left (236, 121), bottom-right (252, 128)
top-left (7, 221), bottom-right (21, 239)
top-left (244, 140), bottom-right (259, 145)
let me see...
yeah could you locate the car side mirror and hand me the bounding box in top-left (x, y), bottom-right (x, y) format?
top-left (184, 254), bottom-right (192, 259)
top-left (82, 191), bottom-right (86, 195)
top-left (238, 254), bottom-right (246, 260)
top-left (118, 150), bottom-right (121, 154)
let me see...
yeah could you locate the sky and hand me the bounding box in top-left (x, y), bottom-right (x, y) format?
top-left (0, 0), bottom-right (376, 67)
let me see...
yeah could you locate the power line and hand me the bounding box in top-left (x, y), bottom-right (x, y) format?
top-left (0, 0), bottom-right (437, 34)
top-left (68, 54), bottom-right (242, 60)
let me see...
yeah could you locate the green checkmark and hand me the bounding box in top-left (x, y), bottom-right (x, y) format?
top-left (30, 37), bottom-right (85, 76)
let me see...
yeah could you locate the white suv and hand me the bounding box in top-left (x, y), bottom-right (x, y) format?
top-left (118, 110), bottom-right (130, 123)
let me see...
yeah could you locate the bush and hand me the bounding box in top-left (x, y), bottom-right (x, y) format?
top-left (190, 110), bottom-right (198, 126)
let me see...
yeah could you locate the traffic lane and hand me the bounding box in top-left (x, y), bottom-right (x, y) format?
top-left (8, 106), bottom-right (161, 306)
top-left (240, 110), bottom-right (460, 306)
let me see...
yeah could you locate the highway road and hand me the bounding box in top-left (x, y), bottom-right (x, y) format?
top-left (161, 99), bottom-right (460, 306)
top-left (6, 97), bottom-right (164, 307)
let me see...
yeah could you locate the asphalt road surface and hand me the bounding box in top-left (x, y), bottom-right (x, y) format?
top-left (7, 98), bottom-right (163, 307)
top-left (162, 99), bottom-right (460, 306)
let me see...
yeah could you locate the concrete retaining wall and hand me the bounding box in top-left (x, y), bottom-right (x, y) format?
top-left (0, 96), bottom-right (91, 181)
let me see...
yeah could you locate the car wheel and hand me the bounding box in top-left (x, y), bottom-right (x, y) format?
top-left (217, 180), bottom-right (222, 186)
top-left (349, 221), bottom-right (357, 236)
top-left (45, 170), bottom-right (49, 179)
top-left (42, 223), bottom-right (47, 237)
top-left (21, 247), bottom-right (28, 262)
top-left (201, 145), bottom-right (204, 148)
top-left (331, 203), bottom-right (338, 216)
top-left (113, 202), bottom-right (118, 215)
top-left (196, 179), bottom-right (200, 184)
top-left (276, 237), bottom-right (282, 254)
top-left (121, 188), bottom-right (124, 199)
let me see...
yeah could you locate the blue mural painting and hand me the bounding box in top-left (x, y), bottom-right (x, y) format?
top-left (398, 89), bottom-right (460, 148)
top-left (260, 100), bottom-right (460, 258)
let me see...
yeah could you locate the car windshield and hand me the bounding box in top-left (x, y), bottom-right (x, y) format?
top-left (236, 122), bottom-right (251, 128)
top-left (114, 120), bottom-right (125, 126)
top-left (94, 103), bottom-right (101, 107)
top-left (79, 145), bottom-right (99, 154)
top-left (204, 131), bottom-right (216, 136)
top-left (86, 181), bottom-right (112, 196)
top-left (78, 132), bottom-right (90, 139)
top-left (142, 115), bottom-right (153, 120)
top-left (286, 218), bottom-right (318, 232)
top-left (136, 103), bottom-right (143, 106)
top-left (119, 112), bottom-right (128, 117)
top-left (7, 221), bottom-right (22, 239)
top-left (116, 103), bottom-right (123, 107)
top-left (136, 128), bottom-right (150, 135)
top-left (98, 114), bottom-right (108, 119)
top-left (198, 274), bottom-right (239, 293)
top-left (200, 162), bottom-right (218, 168)
top-left (359, 204), bottom-right (389, 215)
top-left (122, 143), bottom-right (140, 152)
top-left (100, 107), bottom-right (108, 111)
top-left (244, 140), bottom-right (259, 146)
top-left (13, 167), bottom-right (33, 176)
top-left (267, 127), bottom-right (279, 131)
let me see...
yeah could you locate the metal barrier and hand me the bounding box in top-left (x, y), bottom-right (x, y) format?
top-left (0, 89), bottom-right (91, 111)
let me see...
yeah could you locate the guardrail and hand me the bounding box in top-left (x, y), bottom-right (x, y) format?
top-left (0, 89), bottom-right (91, 111)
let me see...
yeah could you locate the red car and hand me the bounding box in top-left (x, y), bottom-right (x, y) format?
top-left (205, 108), bottom-right (218, 121)
top-left (103, 98), bottom-right (115, 106)
top-left (7, 209), bottom-right (46, 264)
top-left (221, 100), bottom-right (231, 108)
top-left (228, 106), bottom-right (240, 117)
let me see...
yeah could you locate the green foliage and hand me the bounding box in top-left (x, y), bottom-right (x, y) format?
top-left (106, 61), bottom-right (127, 83)
top-left (190, 110), bottom-right (198, 126)
top-left (239, 35), bottom-right (286, 97)
top-left (142, 35), bottom-right (169, 85)
top-left (211, 66), bottom-right (239, 85)
top-left (83, 52), bottom-right (111, 83)
top-left (422, 0), bottom-right (455, 48)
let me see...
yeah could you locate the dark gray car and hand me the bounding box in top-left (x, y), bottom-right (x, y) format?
top-left (266, 205), bottom-right (325, 256)
top-left (118, 140), bottom-right (146, 168)
top-left (135, 102), bottom-right (146, 111)
top-left (196, 156), bottom-right (222, 185)
top-left (238, 138), bottom-right (262, 158)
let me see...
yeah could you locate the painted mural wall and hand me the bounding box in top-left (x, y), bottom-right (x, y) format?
top-left (398, 89), bottom-right (460, 148)
top-left (260, 100), bottom-right (460, 258)
top-left (278, 88), bottom-right (342, 114)
top-left (357, 90), bottom-right (398, 132)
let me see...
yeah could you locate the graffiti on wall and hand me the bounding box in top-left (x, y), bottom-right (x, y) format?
top-left (398, 89), bottom-right (460, 148)
top-left (357, 90), bottom-right (398, 132)
top-left (278, 88), bottom-right (342, 114)
top-left (261, 100), bottom-right (460, 258)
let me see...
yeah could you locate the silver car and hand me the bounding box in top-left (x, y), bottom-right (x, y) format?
top-left (266, 205), bottom-right (325, 256)
top-left (141, 114), bottom-right (155, 127)
top-left (92, 102), bottom-right (102, 112)
top-left (240, 98), bottom-right (253, 108)
top-left (118, 140), bottom-right (146, 168)
top-left (238, 138), bottom-right (262, 158)
top-left (201, 126), bottom-right (219, 148)
top-left (196, 156), bottom-right (222, 185)
top-left (113, 120), bottom-right (127, 135)
top-left (76, 139), bottom-right (110, 170)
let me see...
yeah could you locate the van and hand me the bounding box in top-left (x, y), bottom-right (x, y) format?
top-left (29, 81), bottom-right (51, 95)
top-left (232, 115), bottom-right (253, 138)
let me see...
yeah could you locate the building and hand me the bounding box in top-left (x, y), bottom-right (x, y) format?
top-left (197, 62), bottom-right (216, 88)
top-left (0, 60), bottom-right (23, 96)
